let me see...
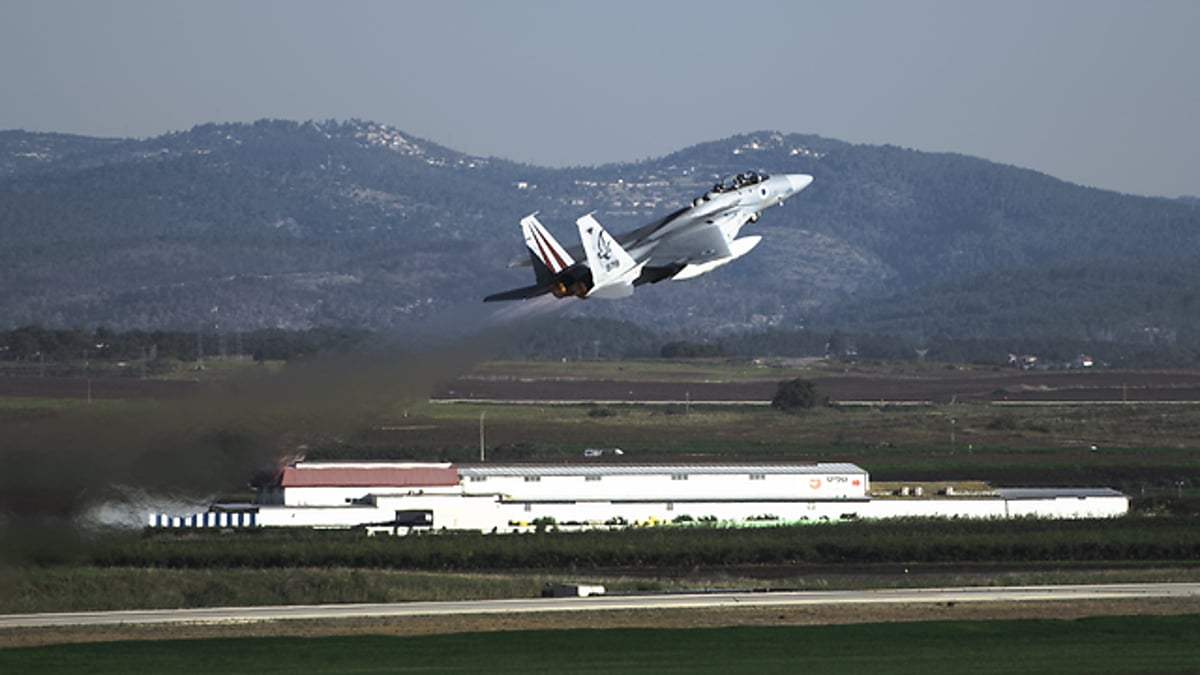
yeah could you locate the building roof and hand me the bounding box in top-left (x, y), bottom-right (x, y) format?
top-left (995, 487), bottom-right (1127, 500)
top-left (291, 461), bottom-right (453, 470)
top-left (280, 465), bottom-right (460, 488)
top-left (458, 463), bottom-right (866, 478)
top-left (276, 461), bottom-right (868, 487)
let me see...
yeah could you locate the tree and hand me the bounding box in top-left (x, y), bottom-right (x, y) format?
top-left (771, 378), bottom-right (820, 414)
top-left (660, 340), bottom-right (724, 358)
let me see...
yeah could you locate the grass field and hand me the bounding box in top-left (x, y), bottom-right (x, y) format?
top-left (4, 563), bottom-right (1200, 615)
top-left (0, 567), bottom-right (561, 614)
top-left (410, 398), bottom-right (1200, 452)
top-left (5, 515), bottom-right (1200, 614)
top-left (355, 397), bottom-right (1200, 493)
top-left (3, 615), bottom-right (1198, 674)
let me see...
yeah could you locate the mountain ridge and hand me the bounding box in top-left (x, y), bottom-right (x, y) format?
top-left (1, 119), bottom-right (1197, 344)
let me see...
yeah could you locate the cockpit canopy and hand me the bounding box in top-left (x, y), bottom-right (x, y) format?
top-left (709, 171), bottom-right (770, 194)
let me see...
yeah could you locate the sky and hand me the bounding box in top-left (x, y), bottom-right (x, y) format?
top-left (1, 0), bottom-right (1197, 197)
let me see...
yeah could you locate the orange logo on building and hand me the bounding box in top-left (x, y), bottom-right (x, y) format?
top-left (809, 478), bottom-right (822, 489)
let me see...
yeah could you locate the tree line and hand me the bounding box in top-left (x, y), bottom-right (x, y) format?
top-left (0, 325), bottom-right (367, 364)
top-left (90, 514), bottom-right (1200, 571)
top-left (4, 321), bottom-right (1199, 369)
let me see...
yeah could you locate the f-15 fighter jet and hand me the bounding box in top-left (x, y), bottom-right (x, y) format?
top-left (483, 171), bottom-right (813, 302)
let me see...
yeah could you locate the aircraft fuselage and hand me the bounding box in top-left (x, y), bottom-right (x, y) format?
top-left (483, 171), bottom-right (813, 302)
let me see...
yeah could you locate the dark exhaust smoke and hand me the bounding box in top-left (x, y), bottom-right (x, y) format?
top-left (0, 303), bottom-right (564, 562)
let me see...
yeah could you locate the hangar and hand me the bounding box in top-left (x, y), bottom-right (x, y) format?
top-left (149, 460), bottom-right (1129, 531)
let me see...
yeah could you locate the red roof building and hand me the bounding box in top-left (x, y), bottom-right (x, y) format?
top-left (280, 464), bottom-right (460, 489)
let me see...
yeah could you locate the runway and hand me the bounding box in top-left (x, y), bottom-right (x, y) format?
top-left (4, 583), bottom-right (1198, 629)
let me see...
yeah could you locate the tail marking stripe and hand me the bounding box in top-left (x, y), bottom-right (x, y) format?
top-left (533, 229), bottom-right (570, 272)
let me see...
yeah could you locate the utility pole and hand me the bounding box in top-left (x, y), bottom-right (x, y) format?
top-left (213, 306), bottom-right (226, 360)
top-left (479, 411), bottom-right (486, 462)
top-left (84, 348), bottom-right (92, 404)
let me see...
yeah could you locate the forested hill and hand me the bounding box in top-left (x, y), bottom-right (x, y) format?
top-left (1, 120), bottom-right (1197, 345)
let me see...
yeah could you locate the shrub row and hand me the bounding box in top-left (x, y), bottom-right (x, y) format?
top-left (89, 516), bottom-right (1200, 571)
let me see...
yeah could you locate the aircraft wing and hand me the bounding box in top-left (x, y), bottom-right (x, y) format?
top-left (637, 207), bottom-right (751, 267)
top-left (644, 222), bottom-right (733, 265)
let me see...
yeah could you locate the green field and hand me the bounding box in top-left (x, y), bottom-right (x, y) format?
top-left (6, 517), bottom-right (1200, 614)
top-left (4, 563), bottom-right (1200, 616)
top-left (4, 616), bottom-right (1199, 674)
top-left (354, 398), bottom-right (1200, 495)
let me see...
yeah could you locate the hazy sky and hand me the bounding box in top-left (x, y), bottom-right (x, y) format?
top-left (2, 0), bottom-right (1197, 197)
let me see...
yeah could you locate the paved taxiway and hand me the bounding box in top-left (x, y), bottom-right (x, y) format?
top-left (3, 583), bottom-right (1198, 629)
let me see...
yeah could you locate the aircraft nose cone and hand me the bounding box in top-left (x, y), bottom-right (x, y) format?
top-left (786, 174), bottom-right (814, 194)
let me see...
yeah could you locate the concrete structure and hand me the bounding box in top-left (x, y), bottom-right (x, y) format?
top-left (149, 460), bottom-right (1129, 532)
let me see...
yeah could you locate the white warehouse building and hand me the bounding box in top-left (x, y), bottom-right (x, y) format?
top-left (149, 460), bottom-right (1128, 532)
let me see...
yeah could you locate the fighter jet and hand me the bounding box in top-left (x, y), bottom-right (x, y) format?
top-left (484, 171), bottom-right (813, 302)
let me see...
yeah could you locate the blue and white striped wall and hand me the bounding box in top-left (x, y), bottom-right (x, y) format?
top-left (148, 511), bottom-right (257, 528)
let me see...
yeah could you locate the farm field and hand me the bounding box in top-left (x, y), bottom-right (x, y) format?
top-left (3, 615), bottom-right (1199, 674)
top-left (3, 358), bottom-right (1198, 493)
top-left (440, 360), bottom-right (1200, 403)
top-left (5, 516), bottom-right (1200, 617)
top-left (8, 359), bottom-right (1200, 404)
top-left (359, 361), bottom-right (1200, 491)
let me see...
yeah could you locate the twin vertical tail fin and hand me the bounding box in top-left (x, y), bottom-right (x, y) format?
top-left (483, 214), bottom-right (578, 302)
top-left (521, 213), bottom-right (574, 285)
top-left (576, 213), bottom-right (643, 299)
top-left (486, 212), bottom-right (642, 302)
